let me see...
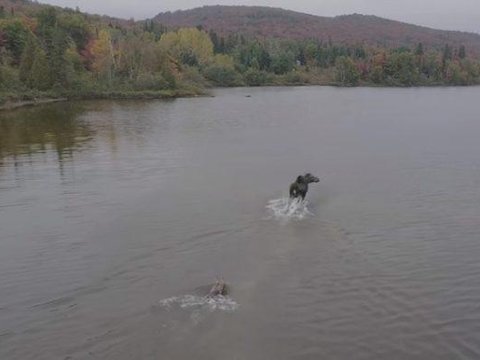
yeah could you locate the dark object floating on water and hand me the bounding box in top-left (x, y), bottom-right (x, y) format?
top-left (245, 95), bottom-right (251, 97)
top-left (207, 280), bottom-right (228, 298)
top-left (289, 173), bottom-right (320, 200)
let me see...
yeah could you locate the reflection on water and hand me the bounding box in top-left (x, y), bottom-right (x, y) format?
top-left (0, 103), bottom-right (96, 187)
top-left (0, 100), bottom-right (173, 183)
top-left (0, 103), bottom-right (92, 166)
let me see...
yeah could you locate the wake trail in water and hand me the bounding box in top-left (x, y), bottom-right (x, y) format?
top-left (266, 197), bottom-right (313, 221)
top-left (159, 295), bottom-right (239, 312)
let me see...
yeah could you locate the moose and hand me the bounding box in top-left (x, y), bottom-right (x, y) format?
top-left (289, 173), bottom-right (320, 200)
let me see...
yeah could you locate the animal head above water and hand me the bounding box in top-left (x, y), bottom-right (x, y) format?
top-left (207, 280), bottom-right (228, 298)
top-left (303, 173), bottom-right (319, 184)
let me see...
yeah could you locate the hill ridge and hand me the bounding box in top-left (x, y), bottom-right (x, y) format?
top-left (153, 5), bottom-right (480, 54)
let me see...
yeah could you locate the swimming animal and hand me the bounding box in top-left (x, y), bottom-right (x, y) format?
top-left (206, 280), bottom-right (228, 298)
top-left (289, 173), bottom-right (320, 200)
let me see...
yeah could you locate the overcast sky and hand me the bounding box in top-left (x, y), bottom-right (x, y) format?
top-left (39, 0), bottom-right (480, 34)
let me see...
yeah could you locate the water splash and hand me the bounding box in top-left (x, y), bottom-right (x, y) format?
top-left (159, 295), bottom-right (239, 312)
top-left (266, 197), bottom-right (313, 221)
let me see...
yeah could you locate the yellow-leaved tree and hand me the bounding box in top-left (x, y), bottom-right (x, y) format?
top-left (159, 28), bottom-right (213, 67)
top-left (91, 29), bottom-right (115, 83)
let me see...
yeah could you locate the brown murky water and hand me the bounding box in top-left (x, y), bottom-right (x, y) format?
top-left (1, 87), bottom-right (480, 359)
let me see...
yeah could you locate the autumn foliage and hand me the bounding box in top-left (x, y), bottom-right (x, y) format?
top-left (1, 1), bottom-right (480, 104)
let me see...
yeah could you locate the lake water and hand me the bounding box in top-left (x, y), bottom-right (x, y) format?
top-left (1, 87), bottom-right (480, 359)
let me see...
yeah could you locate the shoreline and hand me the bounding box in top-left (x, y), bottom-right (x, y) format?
top-left (0, 89), bottom-right (209, 112)
top-left (0, 98), bottom-right (68, 111)
top-left (1, 83), bottom-right (478, 112)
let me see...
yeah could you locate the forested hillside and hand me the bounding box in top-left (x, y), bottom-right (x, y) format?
top-left (1, 1), bottom-right (480, 106)
top-left (0, 0), bottom-right (200, 104)
top-left (154, 6), bottom-right (480, 55)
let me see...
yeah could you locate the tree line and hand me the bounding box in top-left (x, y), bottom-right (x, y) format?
top-left (1, 5), bottom-right (480, 103)
top-left (204, 29), bottom-right (480, 87)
